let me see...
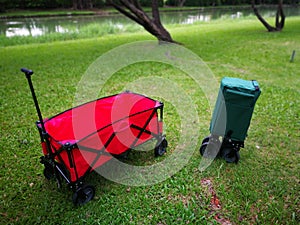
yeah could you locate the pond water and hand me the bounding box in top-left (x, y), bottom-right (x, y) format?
top-left (0, 6), bottom-right (299, 37)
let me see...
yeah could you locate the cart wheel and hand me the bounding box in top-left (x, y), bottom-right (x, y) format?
top-left (199, 137), bottom-right (220, 158)
top-left (199, 136), bottom-right (211, 156)
top-left (199, 142), bottom-right (208, 156)
top-left (72, 185), bottom-right (95, 206)
top-left (155, 138), bottom-right (168, 157)
top-left (43, 168), bottom-right (53, 180)
top-left (43, 165), bottom-right (55, 180)
top-left (236, 151), bottom-right (240, 163)
top-left (201, 136), bottom-right (210, 145)
top-left (221, 148), bottom-right (240, 163)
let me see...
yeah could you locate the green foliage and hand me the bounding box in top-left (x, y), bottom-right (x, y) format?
top-left (165, 0), bottom-right (293, 6)
top-left (181, 0), bottom-right (251, 6)
top-left (55, 0), bottom-right (73, 8)
top-left (0, 0), bottom-right (6, 12)
top-left (93, 0), bottom-right (106, 8)
top-left (0, 0), bottom-right (105, 9)
top-left (139, 0), bottom-right (164, 7)
top-left (1, 0), bottom-right (295, 10)
top-left (183, 0), bottom-right (202, 6)
top-left (165, 0), bottom-right (177, 6)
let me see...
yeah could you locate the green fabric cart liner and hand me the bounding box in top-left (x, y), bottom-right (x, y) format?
top-left (210, 77), bottom-right (261, 142)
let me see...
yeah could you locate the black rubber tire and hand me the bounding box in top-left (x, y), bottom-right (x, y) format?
top-left (43, 166), bottom-right (54, 180)
top-left (199, 136), bottom-right (221, 158)
top-left (155, 138), bottom-right (168, 157)
top-left (72, 185), bottom-right (95, 206)
top-left (201, 140), bottom-right (220, 159)
top-left (201, 136), bottom-right (210, 145)
top-left (199, 142), bottom-right (208, 156)
top-left (221, 148), bottom-right (240, 163)
top-left (200, 136), bottom-right (211, 156)
top-left (236, 151), bottom-right (240, 162)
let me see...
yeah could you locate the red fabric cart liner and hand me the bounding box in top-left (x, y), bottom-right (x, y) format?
top-left (42, 92), bottom-right (163, 182)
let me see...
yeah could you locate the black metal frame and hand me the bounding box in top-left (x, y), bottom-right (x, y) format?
top-left (200, 131), bottom-right (244, 164)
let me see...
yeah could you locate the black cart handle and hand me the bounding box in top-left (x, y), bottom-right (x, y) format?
top-left (252, 80), bottom-right (260, 91)
top-left (21, 68), bottom-right (34, 77)
top-left (21, 67), bottom-right (52, 156)
top-left (20, 67), bottom-right (44, 129)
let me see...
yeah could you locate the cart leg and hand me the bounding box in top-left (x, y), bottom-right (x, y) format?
top-left (40, 156), bottom-right (54, 179)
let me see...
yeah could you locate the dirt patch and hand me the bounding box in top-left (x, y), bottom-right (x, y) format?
top-left (201, 178), bottom-right (232, 225)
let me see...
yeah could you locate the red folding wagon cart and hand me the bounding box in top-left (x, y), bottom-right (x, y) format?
top-left (21, 68), bottom-right (167, 205)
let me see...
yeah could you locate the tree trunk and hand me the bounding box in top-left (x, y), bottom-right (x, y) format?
top-left (251, 0), bottom-right (285, 32)
top-left (109, 0), bottom-right (176, 43)
top-left (86, 0), bottom-right (93, 9)
top-left (151, 0), bottom-right (173, 42)
top-left (275, 0), bottom-right (285, 30)
top-left (72, 0), bottom-right (78, 10)
top-left (178, 0), bottom-right (186, 7)
top-left (78, 0), bottom-right (83, 10)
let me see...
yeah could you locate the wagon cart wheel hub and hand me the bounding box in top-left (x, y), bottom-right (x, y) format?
top-left (72, 185), bottom-right (95, 206)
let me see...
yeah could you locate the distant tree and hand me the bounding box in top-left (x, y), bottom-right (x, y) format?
top-left (0, 0), bottom-right (7, 12)
top-left (252, 0), bottom-right (285, 32)
top-left (73, 0), bottom-right (79, 9)
top-left (108, 0), bottom-right (176, 43)
top-left (178, 0), bottom-right (187, 6)
top-left (167, 0), bottom-right (187, 6)
top-left (73, 0), bottom-right (94, 9)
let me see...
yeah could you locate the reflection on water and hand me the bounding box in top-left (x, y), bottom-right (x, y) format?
top-left (183, 14), bottom-right (211, 24)
top-left (0, 7), bottom-right (299, 37)
top-left (5, 23), bottom-right (70, 37)
top-left (182, 11), bottom-right (245, 24)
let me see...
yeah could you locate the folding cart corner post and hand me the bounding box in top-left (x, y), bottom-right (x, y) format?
top-left (21, 68), bottom-right (64, 187)
top-left (155, 102), bottom-right (168, 157)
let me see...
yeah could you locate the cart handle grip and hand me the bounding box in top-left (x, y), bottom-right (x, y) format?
top-left (21, 68), bottom-right (34, 77)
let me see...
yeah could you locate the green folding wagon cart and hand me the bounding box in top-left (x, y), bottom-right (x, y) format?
top-left (200, 77), bottom-right (261, 163)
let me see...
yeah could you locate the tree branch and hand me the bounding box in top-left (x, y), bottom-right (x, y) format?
top-left (129, 0), bottom-right (143, 11)
top-left (108, 0), bottom-right (145, 26)
top-left (120, 0), bottom-right (152, 25)
top-left (276, 0), bottom-right (285, 30)
top-left (107, 0), bottom-right (175, 43)
top-left (251, 0), bottom-right (276, 32)
top-left (152, 0), bottom-right (162, 26)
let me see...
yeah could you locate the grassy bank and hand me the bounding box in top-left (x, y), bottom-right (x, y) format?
top-left (1, 17), bottom-right (299, 224)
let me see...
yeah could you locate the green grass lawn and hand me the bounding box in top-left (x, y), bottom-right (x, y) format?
top-left (0, 16), bottom-right (299, 224)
